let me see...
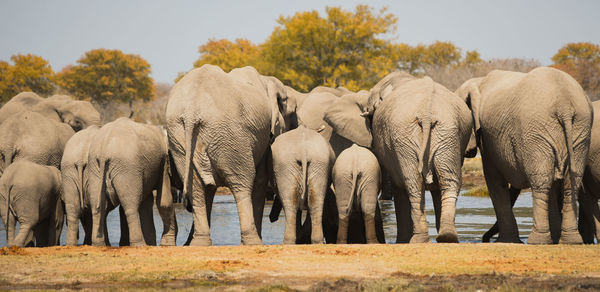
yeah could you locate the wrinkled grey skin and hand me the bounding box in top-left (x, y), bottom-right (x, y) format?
top-left (271, 125), bottom-right (335, 244)
top-left (333, 144), bottom-right (385, 244)
top-left (88, 118), bottom-right (177, 247)
top-left (0, 111), bottom-right (74, 175)
top-left (285, 85), bottom-right (350, 110)
top-left (0, 92), bottom-right (101, 131)
top-left (166, 65), bottom-right (294, 246)
top-left (0, 161), bottom-right (63, 247)
top-left (61, 126), bottom-right (112, 246)
top-left (455, 67), bottom-right (592, 244)
top-left (325, 72), bottom-right (474, 243)
top-left (578, 101), bottom-right (600, 244)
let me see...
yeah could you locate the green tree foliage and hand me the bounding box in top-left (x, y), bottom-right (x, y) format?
top-left (552, 42), bottom-right (600, 100)
top-left (0, 54), bottom-right (55, 103)
top-left (261, 5), bottom-right (398, 91)
top-left (56, 49), bottom-right (155, 117)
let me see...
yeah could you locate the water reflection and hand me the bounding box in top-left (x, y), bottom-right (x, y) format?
top-left (0, 192), bottom-right (533, 246)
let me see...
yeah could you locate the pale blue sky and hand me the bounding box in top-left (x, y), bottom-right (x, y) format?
top-left (1, 0), bottom-right (598, 83)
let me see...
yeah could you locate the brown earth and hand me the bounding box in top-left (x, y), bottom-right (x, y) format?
top-left (1, 244), bottom-right (599, 291)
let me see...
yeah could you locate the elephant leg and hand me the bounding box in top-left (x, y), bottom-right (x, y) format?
top-left (559, 179), bottom-right (583, 244)
top-left (189, 180), bottom-right (212, 246)
top-left (484, 166), bottom-right (521, 243)
top-left (548, 182), bottom-right (563, 243)
top-left (528, 189), bottom-right (554, 245)
top-left (33, 219), bottom-right (50, 247)
top-left (482, 187), bottom-right (520, 242)
top-left (281, 191), bottom-right (298, 245)
top-left (48, 199), bottom-right (64, 246)
top-left (5, 211), bottom-right (17, 246)
top-left (393, 185), bottom-right (413, 243)
top-left (430, 189), bottom-right (442, 232)
top-left (156, 193), bottom-right (178, 247)
top-left (82, 210), bottom-right (92, 245)
top-left (251, 156), bottom-right (269, 237)
top-left (374, 204), bottom-right (385, 243)
top-left (119, 205), bottom-right (130, 246)
top-left (66, 205), bottom-right (82, 246)
top-left (407, 184), bottom-right (429, 243)
top-left (322, 187), bottom-right (339, 244)
top-left (308, 182), bottom-right (326, 245)
top-left (335, 185), bottom-right (351, 244)
top-left (578, 188), bottom-right (596, 244)
top-left (336, 212), bottom-right (350, 244)
top-left (115, 176), bottom-right (146, 246)
top-left (436, 188), bottom-right (460, 243)
top-left (89, 175), bottom-right (108, 246)
top-left (139, 195), bottom-right (157, 246)
top-left (185, 222), bottom-right (194, 246)
top-left (361, 186), bottom-right (380, 244)
top-left (13, 223), bottom-right (35, 247)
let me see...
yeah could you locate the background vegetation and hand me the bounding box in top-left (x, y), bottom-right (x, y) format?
top-left (0, 5), bottom-right (598, 124)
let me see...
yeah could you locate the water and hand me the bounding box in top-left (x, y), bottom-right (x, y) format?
top-left (0, 192), bottom-right (532, 246)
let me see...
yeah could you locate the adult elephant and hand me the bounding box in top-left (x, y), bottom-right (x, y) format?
top-left (0, 92), bottom-right (101, 131)
top-left (325, 71), bottom-right (475, 243)
top-left (455, 67), bottom-right (592, 244)
top-left (88, 118), bottom-right (177, 246)
top-left (578, 101), bottom-right (600, 244)
top-left (0, 111), bottom-right (74, 175)
top-left (166, 65), bottom-right (294, 246)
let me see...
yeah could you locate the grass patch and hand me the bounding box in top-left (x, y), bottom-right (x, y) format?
top-left (462, 185), bottom-right (489, 197)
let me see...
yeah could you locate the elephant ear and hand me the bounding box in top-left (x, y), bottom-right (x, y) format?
top-left (365, 71), bottom-right (414, 116)
top-left (456, 78), bottom-right (483, 134)
top-left (262, 76), bottom-right (290, 138)
top-left (324, 93), bottom-right (372, 148)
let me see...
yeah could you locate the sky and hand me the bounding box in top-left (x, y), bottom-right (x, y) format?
top-left (1, 0), bottom-right (599, 83)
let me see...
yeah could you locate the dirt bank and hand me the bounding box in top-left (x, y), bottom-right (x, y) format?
top-left (1, 244), bottom-right (599, 290)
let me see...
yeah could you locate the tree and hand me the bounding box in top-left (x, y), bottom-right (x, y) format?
top-left (194, 38), bottom-right (260, 73)
top-left (261, 5), bottom-right (398, 92)
top-left (0, 54), bottom-right (55, 103)
top-left (56, 49), bottom-right (155, 117)
top-left (463, 50), bottom-right (483, 66)
top-left (552, 42), bottom-right (600, 100)
top-left (422, 41), bottom-right (462, 67)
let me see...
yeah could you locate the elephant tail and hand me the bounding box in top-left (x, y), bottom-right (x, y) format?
top-left (417, 116), bottom-right (435, 185)
top-left (95, 158), bottom-right (109, 211)
top-left (77, 164), bottom-right (85, 210)
top-left (3, 185), bottom-right (12, 228)
top-left (182, 121), bottom-right (200, 201)
top-left (298, 137), bottom-right (309, 210)
top-left (560, 113), bottom-right (578, 197)
top-left (345, 162), bottom-right (359, 217)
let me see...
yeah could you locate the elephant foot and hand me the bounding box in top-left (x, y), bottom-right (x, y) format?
top-left (559, 231), bottom-right (583, 245)
top-left (130, 241), bottom-right (147, 247)
top-left (436, 229), bottom-right (459, 243)
top-left (92, 240), bottom-right (107, 247)
top-left (366, 239), bottom-right (379, 244)
top-left (160, 235), bottom-right (177, 246)
top-left (527, 231), bottom-right (552, 245)
top-left (66, 240), bottom-right (78, 246)
top-left (409, 233), bottom-right (430, 243)
top-left (241, 235), bottom-right (263, 246)
top-left (190, 235), bottom-right (212, 246)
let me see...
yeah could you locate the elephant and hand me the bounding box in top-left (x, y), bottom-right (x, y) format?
top-left (166, 65), bottom-right (294, 246)
top-left (285, 85), bottom-right (351, 110)
top-left (88, 118), bottom-right (177, 246)
top-left (455, 67), bottom-right (592, 244)
top-left (0, 161), bottom-right (63, 247)
top-left (578, 101), bottom-right (600, 244)
top-left (61, 125), bottom-right (125, 246)
top-left (270, 125), bottom-right (335, 244)
top-left (0, 92), bottom-right (101, 131)
top-left (0, 111), bottom-right (74, 175)
top-left (325, 71), bottom-right (475, 243)
top-left (332, 144), bottom-right (385, 244)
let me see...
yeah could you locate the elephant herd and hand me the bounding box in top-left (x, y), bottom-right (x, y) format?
top-left (1, 64), bottom-right (599, 247)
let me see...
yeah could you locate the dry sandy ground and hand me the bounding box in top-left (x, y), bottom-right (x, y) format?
top-left (1, 244), bottom-right (600, 291)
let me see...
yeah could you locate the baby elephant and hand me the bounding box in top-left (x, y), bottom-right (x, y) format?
top-left (0, 161), bottom-right (63, 247)
top-left (333, 144), bottom-right (384, 244)
top-left (271, 125), bottom-right (335, 244)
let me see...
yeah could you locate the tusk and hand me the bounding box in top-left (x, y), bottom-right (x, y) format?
top-left (360, 111), bottom-right (370, 117)
top-left (316, 125), bottom-right (326, 133)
